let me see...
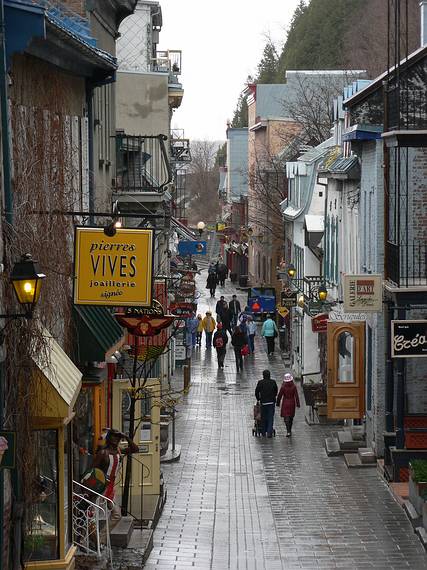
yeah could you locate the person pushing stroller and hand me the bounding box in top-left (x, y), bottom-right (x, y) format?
top-left (255, 370), bottom-right (278, 438)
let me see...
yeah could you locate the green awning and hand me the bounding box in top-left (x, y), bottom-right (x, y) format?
top-left (74, 305), bottom-right (124, 363)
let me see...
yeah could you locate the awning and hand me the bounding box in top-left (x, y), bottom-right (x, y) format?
top-left (171, 217), bottom-right (196, 241)
top-left (74, 305), bottom-right (125, 362)
top-left (33, 327), bottom-right (82, 420)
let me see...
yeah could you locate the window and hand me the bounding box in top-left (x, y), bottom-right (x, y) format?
top-left (337, 331), bottom-right (354, 383)
top-left (24, 430), bottom-right (59, 562)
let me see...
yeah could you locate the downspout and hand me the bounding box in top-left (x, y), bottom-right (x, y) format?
top-left (86, 83), bottom-right (95, 225)
top-left (0, 0), bottom-right (12, 225)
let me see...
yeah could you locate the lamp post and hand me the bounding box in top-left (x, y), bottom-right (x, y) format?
top-left (196, 221), bottom-right (205, 237)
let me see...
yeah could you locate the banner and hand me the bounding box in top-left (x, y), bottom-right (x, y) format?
top-left (343, 274), bottom-right (382, 312)
top-left (391, 320), bottom-right (427, 358)
top-left (74, 227), bottom-right (154, 307)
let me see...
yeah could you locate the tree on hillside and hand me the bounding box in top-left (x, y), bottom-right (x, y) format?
top-left (256, 40), bottom-right (280, 83)
top-left (231, 93), bottom-right (248, 128)
top-left (345, 0), bottom-right (420, 78)
top-left (185, 140), bottom-right (220, 225)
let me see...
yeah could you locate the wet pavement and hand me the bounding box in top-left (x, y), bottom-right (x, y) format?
top-left (144, 273), bottom-right (427, 569)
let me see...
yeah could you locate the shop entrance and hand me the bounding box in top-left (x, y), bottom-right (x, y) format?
top-left (112, 377), bottom-right (161, 519)
top-left (327, 322), bottom-right (365, 419)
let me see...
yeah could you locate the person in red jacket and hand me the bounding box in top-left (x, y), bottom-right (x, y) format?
top-left (276, 373), bottom-right (300, 437)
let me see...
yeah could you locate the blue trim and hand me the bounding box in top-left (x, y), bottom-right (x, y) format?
top-left (342, 130), bottom-right (382, 142)
top-left (4, 0), bottom-right (46, 67)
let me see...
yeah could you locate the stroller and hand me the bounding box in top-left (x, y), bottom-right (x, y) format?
top-left (252, 401), bottom-right (276, 437)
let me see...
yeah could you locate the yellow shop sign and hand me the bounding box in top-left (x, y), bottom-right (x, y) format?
top-left (73, 227), bottom-right (154, 307)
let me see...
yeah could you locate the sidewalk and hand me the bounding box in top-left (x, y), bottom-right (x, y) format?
top-left (144, 273), bottom-right (427, 569)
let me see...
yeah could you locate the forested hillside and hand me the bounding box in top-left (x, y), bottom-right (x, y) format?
top-left (232, 0), bottom-right (420, 126)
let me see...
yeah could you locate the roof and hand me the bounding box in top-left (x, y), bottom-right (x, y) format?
top-left (74, 305), bottom-right (124, 362)
top-left (344, 45), bottom-right (427, 108)
top-left (33, 326), bottom-right (82, 418)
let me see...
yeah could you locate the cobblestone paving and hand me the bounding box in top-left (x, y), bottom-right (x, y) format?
top-left (144, 274), bottom-right (427, 569)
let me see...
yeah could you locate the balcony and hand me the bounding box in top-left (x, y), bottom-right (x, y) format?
top-left (114, 134), bottom-right (172, 194)
top-left (386, 240), bottom-right (427, 288)
top-left (383, 87), bottom-right (427, 148)
top-left (152, 50), bottom-right (182, 76)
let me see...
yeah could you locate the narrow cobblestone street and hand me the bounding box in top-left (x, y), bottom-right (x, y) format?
top-left (145, 273), bottom-right (427, 570)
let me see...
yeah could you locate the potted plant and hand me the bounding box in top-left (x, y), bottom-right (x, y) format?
top-left (409, 459), bottom-right (427, 516)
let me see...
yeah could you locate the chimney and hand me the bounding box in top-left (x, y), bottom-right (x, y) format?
top-left (421, 1), bottom-right (427, 46)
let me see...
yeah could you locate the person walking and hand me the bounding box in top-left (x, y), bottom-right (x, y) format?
top-left (186, 312), bottom-right (199, 349)
top-left (261, 314), bottom-right (278, 355)
top-left (247, 316), bottom-right (257, 353)
top-left (255, 370), bottom-right (278, 438)
top-left (229, 294), bottom-right (241, 327)
top-left (206, 271), bottom-right (217, 297)
top-left (196, 314), bottom-right (203, 346)
top-left (276, 373), bottom-right (300, 437)
top-left (202, 311), bottom-right (216, 348)
top-left (216, 262), bottom-right (228, 286)
top-left (215, 295), bottom-right (228, 323)
top-left (221, 306), bottom-right (233, 336)
top-left (213, 322), bottom-right (228, 368)
top-left (231, 325), bottom-right (246, 372)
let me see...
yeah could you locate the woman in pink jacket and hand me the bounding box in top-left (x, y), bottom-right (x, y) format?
top-left (276, 373), bottom-right (300, 437)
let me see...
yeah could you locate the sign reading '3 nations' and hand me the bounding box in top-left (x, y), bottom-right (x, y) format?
top-left (73, 227), bottom-right (154, 307)
top-left (391, 320), bottom-right (427, 358)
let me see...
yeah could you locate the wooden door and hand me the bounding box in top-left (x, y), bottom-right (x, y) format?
top-left (327, 322), bottom-right (365, 419)
top-left (112, 378), bottom-right (161, 517)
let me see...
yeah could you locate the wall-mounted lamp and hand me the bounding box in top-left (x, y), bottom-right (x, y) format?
top-left (104, 200), bottom-right (122, 236)
top-left (2, 253), bottom-right (46, 319)
top-left (287, 263), bottom-right (297, 279)
top-left (297, 294), bottom-right (305, 308)
top-left (317, 284), bottom-right (328, 302)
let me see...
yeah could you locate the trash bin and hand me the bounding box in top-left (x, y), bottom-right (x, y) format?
top-left (238, 275), bottom-right (248, 287)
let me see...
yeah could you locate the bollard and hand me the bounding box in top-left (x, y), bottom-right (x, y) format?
top-left (183, 364), bottom-right (191, 390)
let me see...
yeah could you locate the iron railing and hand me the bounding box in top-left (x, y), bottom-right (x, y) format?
top-left (152, 50), bottom-right (182, 76)
top-left (115, 134), bottom-right (172, 193)
top-left (386, 240), bottom-right (427, 287)
top-left (72, 480), bottom-right (114, 565)
top-left (387, 86), bottom-right (427, 131)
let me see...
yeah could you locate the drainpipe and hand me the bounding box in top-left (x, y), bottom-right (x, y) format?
top-left (86, 83), bottom-right (95, 225)
top-left (0, 0), bottom-right (12, 225)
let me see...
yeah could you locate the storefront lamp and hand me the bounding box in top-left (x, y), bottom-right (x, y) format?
top-left (287, 264), bottom-right (297, 279)
top-left (297, 294), bottom-right (305, 308)
top-left (8, 253), bottom-right (46, 317)
top-left (197, 221), bottom-right (206, 236)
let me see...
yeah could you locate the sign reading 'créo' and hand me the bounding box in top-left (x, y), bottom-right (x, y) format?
top-left (73, 227), bottom-right (154, 307)
top-left (391, 320), bottom-right (427, 358)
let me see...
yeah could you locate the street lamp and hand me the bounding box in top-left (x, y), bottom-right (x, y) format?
top-left (287, 263), bottom-right (297, 279)
top-left (297, 294), bottom-right (305, 308)
top-left (5, 254), bottom-right (46, 318)
top-left (196, 221), bottom-right (206, 236)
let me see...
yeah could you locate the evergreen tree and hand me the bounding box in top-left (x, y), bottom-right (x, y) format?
top-left (231, 94), bottom-right (248, 128)
top-left (256, 40), bottom-right (279, 83)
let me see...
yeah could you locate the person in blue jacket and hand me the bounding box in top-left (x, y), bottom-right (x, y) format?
top-left (261, 314), bottom-right (278, 355)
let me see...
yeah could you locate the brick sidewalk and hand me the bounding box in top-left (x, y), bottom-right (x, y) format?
top-left (144, 274), bottom-right (427, 569)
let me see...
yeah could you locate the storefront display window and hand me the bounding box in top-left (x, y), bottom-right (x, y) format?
top-left (74, 389), bottom-right (94, 478)
top-left (64, 424), bottom-right (72, 552)
top-left (24, 430), bottom-right (59, 562)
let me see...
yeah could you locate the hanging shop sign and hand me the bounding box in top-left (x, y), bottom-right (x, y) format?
top-left (312, 313), bottom-right (328, 333)
top-left (115, 297), bottom-right (176, 338)
top-left (169, 302), bottom-right (197, 318)
top-left (178, 241), bottom-right (207, 256)
top-left (281, 289), bottom-right (297, 309)
top-left (277, 305), bottom-right (289, 319)
top-left (343, 274), bottom-right (382, 312)
top-left (74, 227), bottom-right (154, 307)
top-left (391, 320), bottom-right (427, 359)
